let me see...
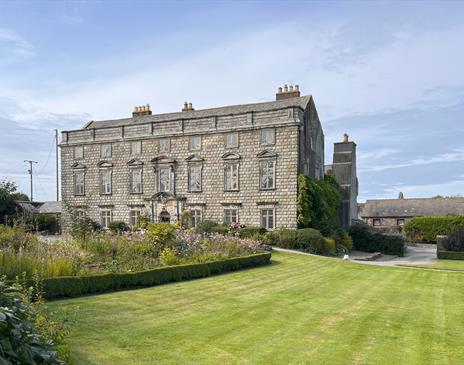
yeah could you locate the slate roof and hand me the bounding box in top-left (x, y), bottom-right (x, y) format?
top-left (84, 95), bottom-right (312, 129)
top-left (15, 201), bottom-right (62, 214)
top-left (359, 197), bottom-right (464, 218)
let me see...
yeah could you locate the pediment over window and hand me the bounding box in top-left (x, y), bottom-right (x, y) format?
top-left (127, 158), bottom-right (144, 166)
top-left (185, 154), bottom-right (204, 163)
top-left (151, 155), bottom-right (176, 165)
top-left (97, 160), bottom-right (113, 168)
top-left (256, 150), bottom-right (278, 159)
top-left (71, 162), bottom-right (86, 169)
top-left (222, 152), bottom-right (241, 160)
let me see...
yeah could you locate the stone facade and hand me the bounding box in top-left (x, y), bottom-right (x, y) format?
top-left (60, 86), bottom-right (325, 230)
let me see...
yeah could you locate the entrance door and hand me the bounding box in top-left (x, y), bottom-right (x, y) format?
top-left (159, 208), bottom-right (171, 222)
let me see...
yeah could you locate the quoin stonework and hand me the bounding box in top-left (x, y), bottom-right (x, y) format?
top-left (60, 85), bottom-right (344, 230)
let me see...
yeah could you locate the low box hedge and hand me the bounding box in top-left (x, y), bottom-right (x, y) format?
top-left (436, 235), bottom-right (464, 260)
top-left (40, 253), bottom-right (271, 299)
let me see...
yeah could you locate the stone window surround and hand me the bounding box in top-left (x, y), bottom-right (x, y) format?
top-left (186, 154), bottom-right (204, 193)
top-left (100, 209), bottom-right (113, 228)
top-left (222, 152), bottom-right (241, 192)
top-left (127, 159), bottom-right (144, 194)
top-left (397, 219), bottom-right (405, 226)
top-left (152, 156), bottom-right (177, 195)
top-left (189, 208), bottom-right (203, 228)
top-left (257, 150), bottom-right (278, 191)
top-left (373, 218), bottom-right (381, 226)
top-left (159, 138), bottom-right (171, 153)
top-left (259, 128), bottom-right (276, 146)
top-left (224, 132), bottom-right (239, 149)
top-left (260, 207), bottom-right (275, 230)
top-left (73, 145), bottom-right (84, 160)
top-left (71, 162), bottom-right (86, 196)
top-left (100, 143), bottom-right (112, 158)
top-left (223, 208), bottom-right (239, 224)
top-left (129, 208), bottom-right (141, 227)
top-left (188, 135), bottom-right (202, 152)
top-left (98, 161), bottom-right (113, 195)
top-left (130, 140), bottom-right (142, 156)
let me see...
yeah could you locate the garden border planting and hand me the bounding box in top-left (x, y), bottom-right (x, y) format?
top-left (39, 253), bottom-right (271, 298)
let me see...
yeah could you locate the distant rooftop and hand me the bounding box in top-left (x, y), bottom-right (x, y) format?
top-left (15, 201), bottom-right (62, 214)
top-left (359, 197), bottom-right (464, 218)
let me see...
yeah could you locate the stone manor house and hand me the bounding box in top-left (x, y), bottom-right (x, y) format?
top-left (60, 85), bottom-right (356, 230)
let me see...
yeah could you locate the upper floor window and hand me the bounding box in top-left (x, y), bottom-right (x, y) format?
top-left (259, 160), bottom-right (276, 190)
top-left (189, 209), bottom-right (202, 228)
top-left (101, 143), bottom-right (112, 158)
top-left (100, 169), bottom-right (112, 194)
top-left (224, 163), bottom-right (239, 191)
top-left (188, 165), bottom-right (202, 192)
top-left (189, 136), bottom-right (201, 151)
top-left (260, 209), bottom-right (275, 229)
top-left (225, 133), bottom-right (239, 148)
top-left (260, 128), bottom-right (275, 145)
top-left (131, 141), bottom-right (142, 156)
top-left (130, 167), bottom-right (143, 194)
top-left (74, 146), bottom-right (84, 160)
top-left (100, 209), bottom-right (112, 228)
top-left (159, 138), bottom-right (170, 153)
top-left (158, 167), bottom-right (171, 192)
top-left (73, 171), bottom-right (85, 196)
top-left (224, 208), bottom-right (238, 224)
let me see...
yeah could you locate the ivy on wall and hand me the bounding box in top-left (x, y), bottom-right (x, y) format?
top-left (297, 174), bottom-right (341, 234)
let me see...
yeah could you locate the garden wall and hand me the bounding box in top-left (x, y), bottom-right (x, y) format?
top-left (40, 253), bottom-right (271, 298)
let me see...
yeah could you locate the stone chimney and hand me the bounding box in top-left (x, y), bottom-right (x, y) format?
top-left (182, 101), bottom-right (195, 111)
top-left (276, 84), bottom-right (301, 100)
top-left (132, 104), bottom-right (152, 117)
top-left (398, 192), bottom-right (404, 199)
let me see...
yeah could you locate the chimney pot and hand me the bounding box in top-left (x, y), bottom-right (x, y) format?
top-left (188, 102), bottom-right (193, 110)
top-left (289, 85), bottom-right (294, 91)
top-left (295, 85), bottom-right (299, 91)
top-left (343, 133), bottom-right (349, 143)
top-left (278, 87), bottom-right (283, 93)
top-left (284, 84), bottom-right (288, 92)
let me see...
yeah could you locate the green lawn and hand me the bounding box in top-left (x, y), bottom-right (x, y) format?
top-left (48, 252), bottom-right (464, 365)
top-left (400, 259), bottom-right (464, 272)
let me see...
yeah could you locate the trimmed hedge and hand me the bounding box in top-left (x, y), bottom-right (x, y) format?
top-left (263, 228), bottom-right (332, 255)
top-left (350, 223), bottom-right (405, 256)
top-left (39, 253), bottom-right (271, 299)
top-left (404, 215), bottom-right (464, 243)
top-left (437, 250), bottom-right (464, 260)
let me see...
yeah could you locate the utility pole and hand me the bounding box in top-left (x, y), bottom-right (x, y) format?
top-left (24, 160), bottom-right (38, 202)
top-left (55, 129), bottom-right (59, 201)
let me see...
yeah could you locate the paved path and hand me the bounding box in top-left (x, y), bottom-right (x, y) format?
top-left (272, 244), bottom-right (438, 268)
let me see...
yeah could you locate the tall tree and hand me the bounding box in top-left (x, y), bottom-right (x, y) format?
top-left (0, 179), bottom-right (29, 224)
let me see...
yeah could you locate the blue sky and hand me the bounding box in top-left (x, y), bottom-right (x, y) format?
top-left (0, 1), bottom-right (463, 202)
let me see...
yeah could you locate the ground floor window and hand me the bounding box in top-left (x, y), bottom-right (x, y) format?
top-left (373, 218), bottom-right (381, 226)
top-left (397, 219), bottom-right (405, 226)
top-left (100, 209), bottom-right (112, 228)
top-left (260, 209), bottom-right (275, 229)
top-left (189, 209), bottom-right (202, 228)
top-left (129, 209), bottom-right (141, 227)
top-left (224, 209), bottom-right (238, 224)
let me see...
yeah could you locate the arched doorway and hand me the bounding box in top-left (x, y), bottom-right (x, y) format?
top-left (159, 207), bottom-right (171, 222)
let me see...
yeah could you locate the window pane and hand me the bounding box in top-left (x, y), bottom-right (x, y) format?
top-left (225, 133), bottom-right (238, 148)
top-left (159, 138), bottom-right (170, 153)
top-left (74, 146), bottom-right (84, 159)
top-left (260, 129), bottom-right (275, 145)
top-left (260, 161), bottom-right (275, 189)
top-left (131, 141), bottom-right (141, 155)
top-left (159, 168), bottom-right (170, 192)
top-left (189, 165), bottom-right (202, 191)
top-left (101, 144), bottom-right (112, 158)
top-left (101, 170), bottom-right (112, 194)
top-left (130, 168), bottom-right (142, 193)
top-left (74, 172), bottom-right (85, 195)
top-left (189, 136), bottom-right (201, 151)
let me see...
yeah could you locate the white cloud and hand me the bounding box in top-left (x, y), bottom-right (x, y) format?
top-left (0, 28), bottom-right (34, 56)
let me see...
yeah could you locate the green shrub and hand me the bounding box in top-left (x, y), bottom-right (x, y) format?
top-left (444, 228), bottom-right (464, 252)
top-left (209, 225), bottom-right (229, 235)
top-left (195, 220), bottom-right (219, 233)
top-left (331, 230), bottom-right (353, 251)
top-left (350, 223), bottom-right (405, 256)
top-left (236, 226), bottom-right (266, 239)
top-left (147, 222), bottom-right (176, 251)
top-left (0, 280), bottom-right (66, 364)
top-left (108, 221), bottom-right (129, 233)
top-left (324, 237), bottom-right (336, 255)
top-left (263, 228), bottom-right (331, 255)
top-left (34, 213), bottom-right (57, 231)
top-left (437, 250), bottom-right (464, 260)
top-left (297, 174), bottom-right (341, 235)
top-left (404, 215), bottom-right (464, 243)
top-left (39, 253), bottom-right (272, 298)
